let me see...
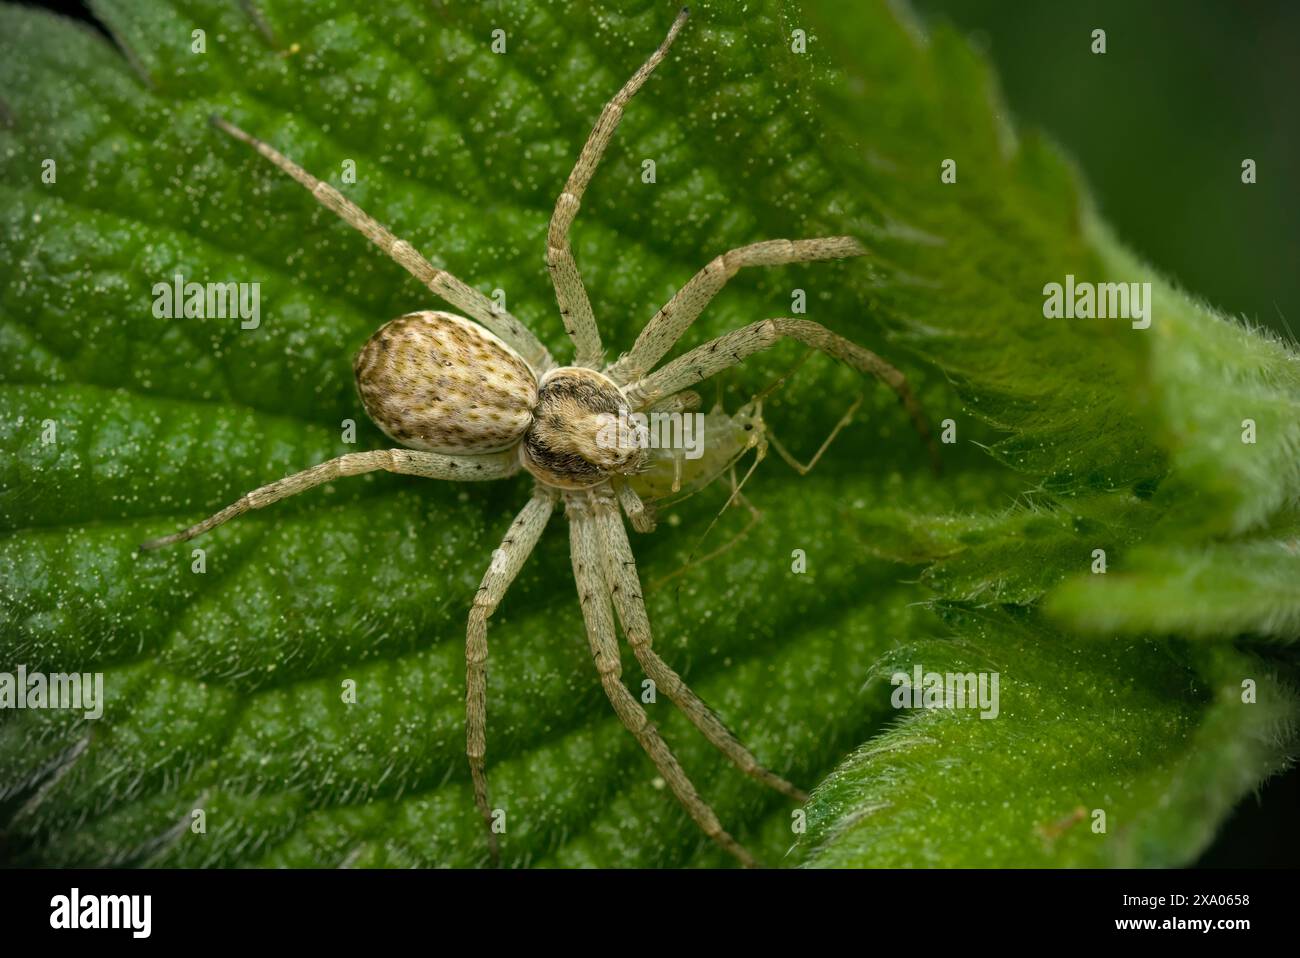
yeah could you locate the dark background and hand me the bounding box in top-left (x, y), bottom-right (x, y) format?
top-left (917, 0), bottom-right (1300, 340)
top-left (22, 0), bottom-right (1298, 867)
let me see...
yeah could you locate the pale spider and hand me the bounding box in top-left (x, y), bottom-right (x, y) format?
top-left (141, 7), bottom-right (935, 866)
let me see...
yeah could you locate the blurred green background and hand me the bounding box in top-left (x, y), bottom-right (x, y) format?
top-left (916, 0), bottom-right (1300, 338)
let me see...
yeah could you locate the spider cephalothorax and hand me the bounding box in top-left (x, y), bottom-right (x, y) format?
top-left (141, 8), bottom-right (937, 867)
top-left (521, 367), bottom-right (648, 488)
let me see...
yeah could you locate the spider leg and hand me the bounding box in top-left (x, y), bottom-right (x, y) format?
top-left (138, 448), bottom-right (518, 550)
top-left (613, 480), bottom-right (656, 534)
top-left (607, 236), bottom-right (867, 384)
top-left (647, 480), bottom-right (765, 594)
top-left (211, 115), bottom-right (553, 373)
top-left (624, 318), bottom-right (941, 472)
top-left (548, 8), bottom-right (689, 368)
top-left (566, 490), bottom-right (757, 867)
top-left (645, 390), bottom-right (701, 415)
top-left (768, 394), bottom-right (865, 475)
top-left (466, 489), bottom-right (556, 865)
top-left (592, 491), bottom-right (808, 804)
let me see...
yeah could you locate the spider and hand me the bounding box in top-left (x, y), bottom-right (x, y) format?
top-left (140, 7), bottom-right (935, 867)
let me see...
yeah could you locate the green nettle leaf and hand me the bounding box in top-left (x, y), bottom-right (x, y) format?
top-left (792, 608), bottom-right (1299, 868)
top-left (1, 0), bottom-right (1296, 868)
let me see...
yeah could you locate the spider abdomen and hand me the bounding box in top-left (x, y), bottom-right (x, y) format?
top-left (354, 311), bottom-right (538, 454)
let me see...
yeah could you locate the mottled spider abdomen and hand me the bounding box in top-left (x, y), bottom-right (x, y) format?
top-left (354, 310), bottom-right (538, 453)
top-left (521, 367), bottom-right (647, 489)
